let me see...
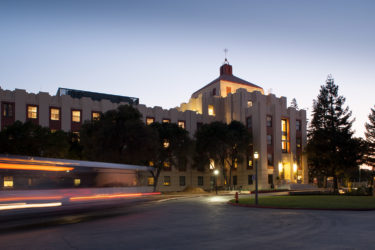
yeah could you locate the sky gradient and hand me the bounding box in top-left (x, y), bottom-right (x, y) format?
top-left (1, 0), bottom-right (374, 137)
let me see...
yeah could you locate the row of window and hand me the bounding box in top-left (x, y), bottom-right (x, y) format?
top-left (147, 176), bottom-right (203, 187)
top-left (246, 115), bottom-right (301, 131)
top-left (1, 103), bottom-right (101, 123)
top-left (146, 117), bottom-right (186, 129)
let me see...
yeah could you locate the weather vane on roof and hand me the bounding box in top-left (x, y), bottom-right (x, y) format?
top-left (224, 48), bottom-right (229, 63)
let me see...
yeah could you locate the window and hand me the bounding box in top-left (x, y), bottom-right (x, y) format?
top-left (148, 177), bottom-right (155, 186)
top-left (72, 110), bottom-right (81, 123)
top-left (266, 115), bottom-right (272, 127)
top-left (226, 86), bottom-right (231, 95)
top-left (178, 120), bottom-right (185, 129)
top-left (50, 108), bottom-right (60, 121)
top-left (246, 116), bottom-right (252, 129)
top-left (92, 112), bottom-right (100, 121)
top-left (267, 134), bottom-right (272, 145)
top-left (248, 175), bottom-right (253, 185)
top-left (27, 105), bottom-right (38, 119)
top-left (163, 139), bottom-right (170, 148)
top-left (198, 176), bottom-right (204, 186)
top-left (233, 176), bottom-right (237, 186)
top-left (296, 137), bottom-right (301, 148)
top-left (2, 103), bottom-right (14, 117)
top-left (247, 100), bottom-right (252, 108)
top-left (74, 179), bottom-right (81, 186)
top-left (162, 119), bottom-right (170, 123)
top-left (163, 176), bottom-right (171, 186)
top-left (4, 176), bottom-right (13, 187)
top-left (163, 161), bottom-right (171, 170)
top-left (179, 176), bottom-right (186, 186)
top-left (208, 105), bottom-right (214, 116)
top-left (212, 88), bottom-right (216, 96)
top-left (281, 119), bottom-right (289, 153)
top-left (196, 122), bottom-right (203, 131)
top-left (146, 117), bottom-right (155, 125)
top-left (267, 153), bottom-right (273, 166)
top-left (296, 120), bottom-right (301, 131)
top-left (149, 161), bottom-right (154, 167)
top-left (234, 158), bottom-right (238, 169)
top-left (268, 174), bottom-right (274, 185)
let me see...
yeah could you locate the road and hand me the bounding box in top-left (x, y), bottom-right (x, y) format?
top-left (0, 195), bottom-right (374, 249)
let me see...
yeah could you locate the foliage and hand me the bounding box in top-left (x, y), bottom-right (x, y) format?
top-left (80, 105), bottom-right (157, 165)
top-left (364, 106), bottom-right (375, 169)
top-left (290, 98), bottom-right (299, 110)
top-left (0, 121), bottom-right (72, 158)
top-left (306, 75), bottom-right (363, 192)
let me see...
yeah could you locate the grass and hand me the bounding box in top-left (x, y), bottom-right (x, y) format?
top-left (231, 195), bottom-right (375, 209)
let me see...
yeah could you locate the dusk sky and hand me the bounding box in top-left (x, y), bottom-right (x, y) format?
top-left (1, 0), bottom-right (374, 137)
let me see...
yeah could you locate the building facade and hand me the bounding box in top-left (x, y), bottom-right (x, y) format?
top-left (0, 61), bottom-right (307, 191)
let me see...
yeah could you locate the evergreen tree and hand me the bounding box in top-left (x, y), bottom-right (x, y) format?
top-left (306, 75), bottom-right (361, 192)
top-left (290, 98), bottom-right (299, 110)
top-left (365, 106), bottom-right (375, 169)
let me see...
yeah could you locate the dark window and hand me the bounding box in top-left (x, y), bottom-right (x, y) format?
top-left (296, 120), bottom-right (301, 131)
top-left (266, 115), bottom-right (272, 127)
top-left (2, 103), bottom-right (14, 118)
top-left (248, 175), bottom-right (253, 185)
top-left (268, 174), bottom-right (274, 185)
top-left (179, 176), bottom-right (186, 186)
top-left (246, 116), bottom-right (252, 129)
top-left (233, 176), bottom-right (237, 186)
top-left (267, 153), bottom-right (273, 166)
top-left (296, 137), bottom-right (302, 148)
top-left (198, 176), bottom-right (204, 186)
top-left (196, 122), bottom-right (203, 131)
top-left (267, 134), bottom-right (272, 145)
top-left (212, 88), bottom-right (216, 96)
top-left (163, 176), bottom-right (171, 186)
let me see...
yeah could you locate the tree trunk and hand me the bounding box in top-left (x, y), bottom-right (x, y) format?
top-left (333, 175), bottom-right (339, 194)
top-left (152, 168), bottom-right (160, 192)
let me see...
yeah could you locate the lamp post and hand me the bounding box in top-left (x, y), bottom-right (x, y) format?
top-left (254, 151), bottom-right (259, 205)
top-left (214, 169), bottom-right (219, 195)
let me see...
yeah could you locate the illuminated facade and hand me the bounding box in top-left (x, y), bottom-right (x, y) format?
top-left (0, 61), bottom-right (307, 191)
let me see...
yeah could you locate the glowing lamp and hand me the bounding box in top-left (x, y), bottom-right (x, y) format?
top-left (293, 163), bottom-right (297, 173)
top-left (278, 162), bottom-right (283, 172)
top-left (214, 169), bottom-right (219, 175)
top-left (253, 151), bottom-right (259, 159)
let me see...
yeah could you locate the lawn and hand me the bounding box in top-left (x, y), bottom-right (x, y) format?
top-left (232, 195), bottom-right (375, 209)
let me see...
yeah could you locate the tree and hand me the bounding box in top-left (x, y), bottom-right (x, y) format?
top-left (80, 105), bottom-right (157, 165)
top-left (365, 106), bottom-right (375, 170)
top-left (306, 75), bottom-right (361, 192)
top-left (290, 98), bottom-right (299, 110)
top-left (148, 122), bottom-right (193, 191)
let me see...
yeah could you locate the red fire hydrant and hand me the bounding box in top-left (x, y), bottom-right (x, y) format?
top-left (235, 192), bottom-right (239, 203)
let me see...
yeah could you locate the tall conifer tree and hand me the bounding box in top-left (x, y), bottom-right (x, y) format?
top-left (365, 106), bottom-right (375, 169)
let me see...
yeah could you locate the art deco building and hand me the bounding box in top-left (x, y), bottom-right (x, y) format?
top-left (0, 60), bottom-right (307, 191)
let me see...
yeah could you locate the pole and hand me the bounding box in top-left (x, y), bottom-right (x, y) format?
top-left (215, 174), bottom-right (218, 195)
top-left (255, 158), bottom-right (258, 205)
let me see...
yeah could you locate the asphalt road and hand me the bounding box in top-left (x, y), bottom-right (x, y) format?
top-left (1, 195), bottom-right (374, 249)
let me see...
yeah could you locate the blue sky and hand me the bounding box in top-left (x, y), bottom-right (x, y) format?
top-left (1, 0), bottom-right (374, 137)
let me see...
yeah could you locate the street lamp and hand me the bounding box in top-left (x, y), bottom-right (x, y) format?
top-left (214, 169), bottom-right (219, 195)
top-left (254, 151), bottom-right (259, 205)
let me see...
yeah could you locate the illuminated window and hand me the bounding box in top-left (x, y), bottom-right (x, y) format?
top-left (212, 88), bottom-right (216, 96)
top-left (208, 105), bottom-right (214, 116)
top-left (248, 175), bottom-right (253, 185)
top-left (226, 87), bottom-right (231, 95)
top-left (247, 100), bottom-right (252, 108)
top-left (246, 116), bottom-right (252, 129)
top-left (146, 117), bottom-right (155, 125)
top-left (234, 158), bottom-right (238, 168)
top-left (267, 153), bottom-right (273, 166)
top-left (233, 176), bottom-right (237, 186)
top-left (296, 137), bottom-right (302, 148)
top-left (162, 119), bottom-right (170, 123)
top-left (163, 176), bottom-right (171, 186)
top-left (50, 108), bottom-right (60, 121)
top-left (72, 110), bottom-right (81, 123)
top-left (296, 120), bottom-right (301, 131)
top-left (148, 177), bottom-right (155, 186)
top-left (163, 139), bottom-right (170, 148)
top-left (2, 103), bottom-right (14, 117)
top-left (92, 112), bottom-right (100, 121)
top-left (178, 120), bottom-right (185, 129)
top-left (4, 176), bottom-right (13, 187)
top-left (281, 119), bottom-right (289, 153)
top-left (209, 159), bottom-right (215, 170)
top-left (198, 176), bottom-right (204, 186)
top-left (27, 105), bottom-right (38, 119)
top-left (267, 134), bottom-right (272, 145)
top-left (51, 129), bottom-right (57, 133)
top-left (74, 179), bottom-right (81, 186)
top-left (266, 115), bottom-right (272, 127)
top-left (179, 176), bottom-right (186, 186)
top-left (163, 161), bottom-right (171, 170)
top-left (149, 161), bottom-right (154, 167)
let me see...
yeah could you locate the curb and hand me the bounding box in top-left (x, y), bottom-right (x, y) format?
top-left (227, 202), bottom-right (375, 211)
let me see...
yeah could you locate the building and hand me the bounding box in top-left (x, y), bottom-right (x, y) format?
top-left (0, 60), bottom-right (307, 191)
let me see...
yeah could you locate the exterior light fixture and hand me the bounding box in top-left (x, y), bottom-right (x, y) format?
top-left (254, 151), bottom-right (259, 159)
top-left (213, 169), bottom-right (219, 195)
top-left (293, 163), bottom-right (297, 173)
top-left (214, 169), bottom-right (219, 175)
top-left (253, 151), bottom-right (259, 205)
